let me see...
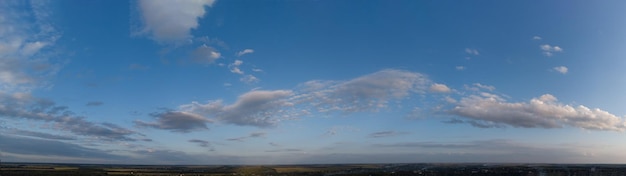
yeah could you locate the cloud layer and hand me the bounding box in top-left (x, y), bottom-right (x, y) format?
top-left (0, 92), bottom-right (139, 141)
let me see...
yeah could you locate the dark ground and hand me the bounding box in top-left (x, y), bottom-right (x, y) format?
top-left (1, 162), bottom-right (626, 176)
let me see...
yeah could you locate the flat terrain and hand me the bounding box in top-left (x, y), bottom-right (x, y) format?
top-left (1, 163), bottom-right (626, 176)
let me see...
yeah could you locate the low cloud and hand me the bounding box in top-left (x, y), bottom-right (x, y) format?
top-left (189, 139), bottom-right (215, 151)
top-left (265, 148), bottom-right (302, 152)
top-left (533, 36), bottom-right (542, 40)
top-left (0, 93), bottom-right (139, 141)
top-left (7, 128), bottom-right (76, 140)
top-left (450, 93), bottom-right (626, 131)
top-left (135, 111), bottom-right (212, 133)
top-left (0, 134), bottom-right (125, 162)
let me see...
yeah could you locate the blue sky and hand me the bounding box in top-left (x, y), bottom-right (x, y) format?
top-left (2, 0), bottom-right (626, 164)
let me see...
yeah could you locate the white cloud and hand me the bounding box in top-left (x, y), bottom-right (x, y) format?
top-left (231, 68), bottom-right (243, 75)
top-left (553, 66), bottom-right (568, 74)
top-left (252, 68), bottom-right (263, 72)
top-left (450, 93), bottom-right (626, 131)
top-left (136, 0), bottom-right (216, 44)
top-left (236, 49), bottom-right (254, 57)
top-left (455, 66), bottom-right (465, 70)
top-left (540, 44), bottom-right (563, 56)
top-left (179, 90), bottom-right (294, 127)
top-left (429, 83), bottom-right (451, 93)
top-left (533, 36), bottom-right (542, 40)
top-left (192, 44), bottom-right (221, 64)
top-left (229, 60), bottom-right (244, 74)
top-left (465, 48), bottom-right (479, 55)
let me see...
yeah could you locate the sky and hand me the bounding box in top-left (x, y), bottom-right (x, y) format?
top-left (2, 0), bottom-right (626, 165)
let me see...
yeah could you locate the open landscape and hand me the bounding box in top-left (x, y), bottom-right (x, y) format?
top-left (2, 163), bottom-right (626, 176)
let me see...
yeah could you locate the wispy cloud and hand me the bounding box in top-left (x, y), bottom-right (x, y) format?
top-left (368, 131), bottom-right (408, 138)
top-left (465, 48), bottom-right (479, 55)
top-left (473, 83), bottom-right (495, 91)
top-left (532, 36), bottom-right (542, 40)
top-left (297, 69), bottom-right (431, 113)
top-left (189, 139), bottom-right (215, 151)
top-left (227, 132), bottom-right (266, 142)
top-left (455, 66), bottom-right (465, 71)
top-left (7, 128), bottom-right (76, 140)
top-left (236, 49), bottom-right (254, 57)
